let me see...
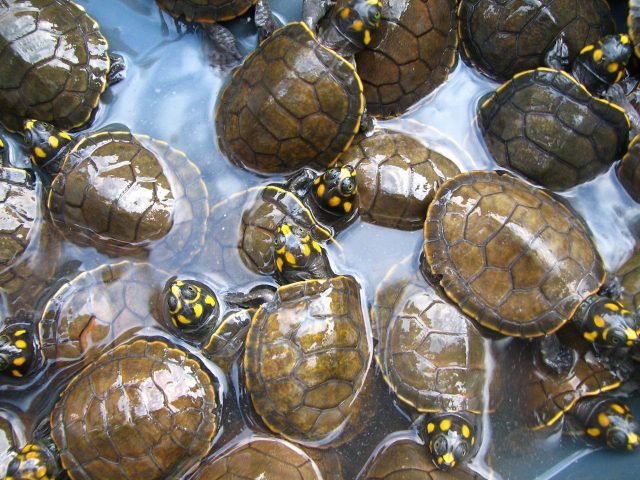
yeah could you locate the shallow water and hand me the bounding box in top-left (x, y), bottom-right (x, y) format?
top-left (1, 0), bottom-right (640, 479)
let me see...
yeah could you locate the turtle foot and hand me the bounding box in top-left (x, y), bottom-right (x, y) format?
top-left (108, 54), bottom-right (127, 84)
top-left (255, 0), bottom-right (280, 41)
top-left (204, 24), bottom-right (243, 70)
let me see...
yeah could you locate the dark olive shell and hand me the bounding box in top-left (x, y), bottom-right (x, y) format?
top-left (48, 131), bottom-right (208, 266)
top-left (0, 0), bottom-right (111, 131)
top-left (0, 167), bottom-right (60, 308)
top-left (616, 246), bottom-right (640, 311)
top-left (216, 22), bottom-right (364, 174)
top-left (618, 133), bottom-right (640, 202)
top-left (341, 130), bottom-right (460, 230)
top-left (191, 436), bottom-right (322, 480)
top-left (629, 0), bottom-right (640, 58)
top-left (51, 339), bottom-right (219, 480)
top-left (424, 170), bottom-right (605, 338)
top-left (479, 68), bottom-right (629, 191)
top-left (156, 0), bottom-right (256, 23)
top-left (245, 276), bottom-right (371, 446)
top-left (458, 0), bottom-right (614, 82)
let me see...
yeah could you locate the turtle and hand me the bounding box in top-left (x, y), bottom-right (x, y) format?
top-left (0, 261), bottom-right (178, 384)
top-left (372, 256), bottom-right (501, 471)
top-left (357, 431), bottom-right (487, 479)
top-left (325, 0), bottom-right (458, 118)
top-left (615, 244), bottom-right (640, 311)
top-left (23, 120), bottom-right (208, 266)
top-left (479, 62), bottom-right (631, 191)
top-left (339, 129), bottom-right (460, 230)
top-left (630, 0), bottom-right (640, 58)
top-left (618, 132), bottom-right (640, 202)
top-left (190, 435), bottom-right (323, 479)
top-left (0, 0), bottom-right (126, 132)
top-left (457, 0), bottom-right (615, 82)
top-left (422, 170), bottom-right (640, 351)
top-left (215, 0), bottom-right (383, 175)
top-left (5, 338), bottom-right (220, 480)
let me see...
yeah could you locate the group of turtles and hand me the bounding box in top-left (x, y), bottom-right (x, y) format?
top-left (0, 0), bottom-right (640, 479)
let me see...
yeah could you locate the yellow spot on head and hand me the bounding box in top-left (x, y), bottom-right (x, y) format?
top-left (353, 19), bottom-right (364, 31)
top-left (629, 432), bottom-right (638, 445)
top-left (194, 303), bottom-right (203, 318)
top-left (312, 241), bottom-right (321, 253)
top-left (598, 412), bottom-right (610, 427)
top-left (34, 147), bottom-right (46, 159)
top-left (625, 328), bottom-right (638, 341)
top-left (471, 437), bottom-right (475, 446)
top-left (607, 62), bottom-right (619, 73)
top-left (427, 422), bottom-right (435, 433)
top-left (594, 315), bottom-right (605, 328)
top-left (301, 235), bottom-right (310, 242)
top-left (341, 8), bottom-right (350, 19)
top-left (437, 456), bottom-right (443, 465)
top-left (605, 302), bottom-right (620, 311)
top-left (584, 331), bottom-right (598, 342)
top-left (276, 257), bottom-right (284, 272)
top-left (343, 201), bottom-right (352, 213)
top-left (462, 424), bottom-right (470, 438)
top-left (36, 466), bottom-right (47, 478)
top-left (302, 243), bottom-right (311, 257)
top-left (439, 419), bottom-right (451, 432)
top-left (0, 138), bottom-right (3, 148)
top-left (364, 29), bottom-right (371, 46)
top-left (177, 314), bottom-right (191, 325)
top-left (316, 183), bottom-right (325, 198)
top-left (176, 280), bottom-right (184, 286)
top-left (313, 177), bottom-right (320, 185)
top-left (11, 369), bottom-right (22, 378)
top-left (593, 49), bottom-right (603, 62)
top-left (48, 136), bottom-right (59, 148)
top-left (580, 44), bottom-right (595, 54)
top-left (442, 453), bottom-right (455, 464)
top-left (280, 224), bottom-right (292, 236)
top-left (621, 34), bottom-right (630, 44)
top-left (285, 252), bottom-right (297, 265)
top-left (60, 131), bottom-right (71, 140)
top-left (205, 295), bottom-right (216, 306)
top-left (587, 427), bottom-right (601, 437)
top-left (12, 357), bottom-right (26, 366)
top-left (14, 329), bottom-right (26, 337)
top-left (24, 120), bottom-right (34, 130)
top-left (171, 285), bottom-right (181, 298)
top-left (612, 403), bottom-right (626, 414)
top-left (15, 339), bottom-right (27, 349)
top-left (328, 196), bottom-right (341, 207)
top-left (171, 318), bottom-right (178, 327)
top-left (26, 452), bottom-right (39, 460)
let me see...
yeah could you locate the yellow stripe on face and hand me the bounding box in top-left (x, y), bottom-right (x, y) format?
top-left (276, 257), bottom-right (284, 272)
top-left (580, 44), bottom-right (595, 54)
top-left (48, 136), bottom-right (59, 148)
top-left (34, 147), bottom-right (46, 158)
top-left (177, 314), bottom-right (191, 325)
top-left (14, 329), bottom-right (26, 336)
top-left (328, 196), bottom-right (341, 207)
top-left (316, 183), bottom-right (325, 198)
top-left (12, 357), bottom-right (26, 366)
top-left (302, 244), bottom-right (311, 257)
top-left (605, 302), bottom-right (620, 311)
top-left (312, 241), bottom-right (321, 253)
top-left (439, 419), bottom-right (451, 432)
top-left (598, 412), bottom-right (610, 427)
top-left (587, 427), bottom-right (601, 437)
top-left (15, 340), bottom-right (27, 349)
top-left (364, 30), bottom-right (371, 46)
top-left (60, 131), bottom-right (71, 140)
top-left (194, 303), bottom-right (203, 318)
top-left (462, 424), bottom-right (470, 438)
top-left (593, 49), bottom-right (603, 62)
top-left (11, 369), bottom-right (22, 378)
top-left (427, 422), bottom-right (435, 433)
top-left (171, 285), bottom-right (181, 298)
top-left (285, 252), bottom-right (297, 265)
top-left (280, 224), bottom-right (292, 236)
top-left (205, 295), bottom-right (216, 306)
top-left (583, 331), bottom-right (598, 342)
top-left (343, 202), bottom-right (352, 213)
top-left (594, 315), bottom-right (605, 328)
top-left (612, 403), bottom-right (626, 414)
top-left (443, 453), bottom-right (455, 464)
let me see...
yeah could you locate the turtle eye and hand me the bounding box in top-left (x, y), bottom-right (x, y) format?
top-left (0, 354), bottom-right (8, 371)
top-left (609, 331), bottom-right (624, 346)
top-left (340, 177), bottom-right (356, 195)
top-left (184, 285), bottom-right (197, 300)
top-left (274, 233), bottom-right (284, 247)
top-left (455, 441), bottom-right (469, 460)
top-left (293, 226), bottom-right (305, 237)
top-left (609, 430), bottom-right (626, 448)
top-left (432, 436), bottom-right (448, 456)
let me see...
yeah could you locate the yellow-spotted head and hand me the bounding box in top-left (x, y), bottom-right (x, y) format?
top-left (584, 399), bottom-right (640, 451)
top-left (575, 34), bottom-right (632, 87)
top-left (425, 414), bottom-right (475, 471)
top-left (577, 296), bottom-right (639, 351)
top-left (161, 278), bottom-right (220, 338)
top-left (22, 119), bottom-right (71, 178)
top-left (334, 0), bottom-right (382, 48)
top-left (312, 165), bottom-right (358, 217)
top-left (5, 441), bottom-right (59, 480)
top-left (0, 321), bottom-right (37, 380)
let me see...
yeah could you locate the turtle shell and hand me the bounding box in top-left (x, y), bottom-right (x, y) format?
top-left (629, 0), bottom-right (640, 58)
top-left (373, 259), bottom-right (499, 414)
top-left (48, 131), bottom-right (208, 267)
top-left (50, 339), bottom-right (219, 480)
top-left (191, 436), bottom-right (323, 480)
top-left (215, 22), bottom-right (364, 175)
top-left (616, 246), bottom-right (640, 311)
top-left (244, 275), bottom-right (372, 446)
top-left (458, 0), bottom-right (614, 82)
top-left (618, 133), bottom-right (640, 202)
top-left (39, 261), bottom-right (169, 374)
top-left (424, 170), bottom-right (605, 338)
top-left (479, 68), bottom-right (630, 191)
top-left (358, 432), bottom-right (486, 480)
top-left (156, 0), bottom-right (256, 23)
top-left (0, 167), bottom-right (60, 308)
top-left (0, 0), bottom-right (111, 132)
top-left (341, 130), bottom-right (460, 230)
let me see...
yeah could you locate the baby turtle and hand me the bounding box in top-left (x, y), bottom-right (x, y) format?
top-left (458, 0), bottom-right (614, 82)
top-left (340, 129), bottom-right (460, 230)
top-left (372, 257), bottom-right (500, 470)
top-left (423, 170), bottom-right (640, 349)
top-left (0, 0), bottom-right (125, 132)
top-left (24, 120), bottom-right (208, 266)
top-left (616, 245), bottom-right (640, 311)
top-left (5, 339), bottom-right (220, 480)
top-left (618, 133), bottom-right (640, 202)
top-left (215, 0), bottom-right (382, 175)
top-left (190, 435), bottom-right (323, 479)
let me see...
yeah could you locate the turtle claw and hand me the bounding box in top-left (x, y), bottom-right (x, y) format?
top-left (107, 54), bottom-right (127, 84)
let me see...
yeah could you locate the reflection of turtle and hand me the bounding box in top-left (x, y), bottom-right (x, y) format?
top-left (373, 257), bottom-right (499, 470)
top-left (0, 0), bottom-right (125, 131)
top-left (215, 0), bottom-right (382, 174)
top-left (24, 121), bottom-right (208, 266)
top-left (341, 130), bottom-right (460, 230)
top-left (6, 339), bottom-right (220, 480)
top-left (191, 435), bottom-right (323, 479)
top-left (423, 170), bottom-right (639, 350)
top-left (458, 0), bottom-right (614, 82)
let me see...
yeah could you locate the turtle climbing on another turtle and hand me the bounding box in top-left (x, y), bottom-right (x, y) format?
top-left (5, 339), bottom-right (220, 480)
top-left (0, 0), bottom-right (126, 132)
top-left (215, 0), bottom-right (383, 175)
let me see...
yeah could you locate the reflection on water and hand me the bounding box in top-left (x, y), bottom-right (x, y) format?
top-left (1, 0), bottom-right (639, 479)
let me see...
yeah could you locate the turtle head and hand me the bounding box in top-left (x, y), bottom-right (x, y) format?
top-left (0, 319), bottom-right (38, 380)
top-left (578, 297), bottom-right (639, 351)
top-left (312, 165), bottom-right (358, 217)
top-left (22, 119), bottom-right (71, 177)
top-left (584, 400), bottom-right (640, 451)
top-left (162, 278), bottom-right (220, 337)
top-left (272, 222), bottom-right (333, 283)
top-left (425, 414), bottom-right (475, 471)
top-left (333, 0), bottom-right (382, 48)
top-left (5, 441), bottom-right (59, 480)
top-left (575, 34), bottom-right (632, 87)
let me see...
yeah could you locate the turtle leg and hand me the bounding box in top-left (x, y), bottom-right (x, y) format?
top-left (536, 334), bottom-right (575, 375)
top-left (544, 34), bottom-right (570, 71)
top-left (360, 111), bottom-right (375, 134)
top-left (225, 285), bottom-right (277, 308)
top-left (107, 54), bottom-right (127, 85)
top-left (254, 0), bottom-right (280, 42)
top-left (202, 24), bottom-right (243, 69)
top-left (603, 83), bottom-right (640, 139)
top-left (285, 168), bottom-right (316, 198)
top-left (302, 0), bottom-right (336, 31)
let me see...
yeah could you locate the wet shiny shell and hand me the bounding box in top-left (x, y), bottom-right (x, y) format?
top-left (629, 0), bottom-right (640, 58)
top-left (0, 167), bottom-right (60, 308)
top-left (358, 433), bottom-right (486, 480)
top-left (617, 133), bottom-right (640, 203)
top-left (373, 266), bottom-right (496, 413)
top-left (458, 0), bottom-right (614, 81)
top-left (616, 246), bottom-right (640, 311)
top-left (48, 131), bottom-right (208, 265)
top-left (479, 68), bottom-right (630, 191)
top-left (51, 339), bottom-right (218, 480)
top-left (216, 22), bottom-right (364, 175)
top-left (244, 276), bottom-right (371, 446)
top-left (424, 170), bottom-right (605, 338)
top-left (0, 0), bottom-right (111, 131)
top-left (156, 0), bottom-right (256, 23)
top-left (39, 261), bottom-right (168, 373)
top-left (191, 436), bottom-right (322, 479)
top-left (342, 130), bottom-right (460, 230)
